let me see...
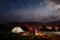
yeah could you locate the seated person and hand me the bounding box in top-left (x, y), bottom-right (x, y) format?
top-left (58, 26), bottom-right (60, 31)
top-left (28, 26), bottom-right (34, 34)
top-left (40, 26), bottom-right (48, 31)
top-left (46, 26), bottom-right (53, 31)
top-left (54, 26), bottom-right (59, 31)
top-left (51, 26), bottom-right (55, 31)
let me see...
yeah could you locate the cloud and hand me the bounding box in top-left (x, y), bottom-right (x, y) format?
top-left (1, 0), bottom-right (60, 23)
top-left (9, 0), bottom-right (60, 23)
top-left (47, 0), bottom-right (60, 4)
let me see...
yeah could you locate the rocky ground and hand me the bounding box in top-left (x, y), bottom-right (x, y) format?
top-left (0, 30), bottom-right (60, 40)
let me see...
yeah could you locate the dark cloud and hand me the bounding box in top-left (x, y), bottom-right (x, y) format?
top-left (48, 0), bottom-right (60, 4)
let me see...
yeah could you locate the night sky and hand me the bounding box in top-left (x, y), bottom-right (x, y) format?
top-left (0, 0), bottom-right (60, 24)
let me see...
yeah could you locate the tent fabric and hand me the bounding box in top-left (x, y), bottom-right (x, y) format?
top-left (11, 26), bottom-right (24, 33)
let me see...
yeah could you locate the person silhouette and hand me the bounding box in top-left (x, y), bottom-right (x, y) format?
top-left (58, 26), bottom-right (60, 31)
top-left (40, 25), bottom-right (47, 31)
top-left (51, 26), bottom-right (56, 31)
top-left (28, 26), bottom-right (34, 34)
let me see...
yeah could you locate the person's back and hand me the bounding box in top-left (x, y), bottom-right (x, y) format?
top-left (58, 26), bottom-right (60, 31)
top-left (28, 27), bottom-right (34, 34)
top-left (40, 26), bottom-right (47, 31)
top-left (51, 26), bottom-right (55, 31)
top-left (46, 26), bottom-right (53, 31)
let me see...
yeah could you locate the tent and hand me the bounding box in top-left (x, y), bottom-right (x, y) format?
top-left (11, 26), bottom-right (24, 33)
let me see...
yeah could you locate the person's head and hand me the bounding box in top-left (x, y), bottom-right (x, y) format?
top-left (54, 25), bottom-right (59, 31)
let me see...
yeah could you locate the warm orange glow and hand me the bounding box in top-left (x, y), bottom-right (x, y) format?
top-left (35, 33), bottom-right (38, 35)
top-left (38, 34), bottom-right (46, 36)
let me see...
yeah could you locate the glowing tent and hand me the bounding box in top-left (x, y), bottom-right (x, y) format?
top-left (11, 26), bottom-right (24, 33)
